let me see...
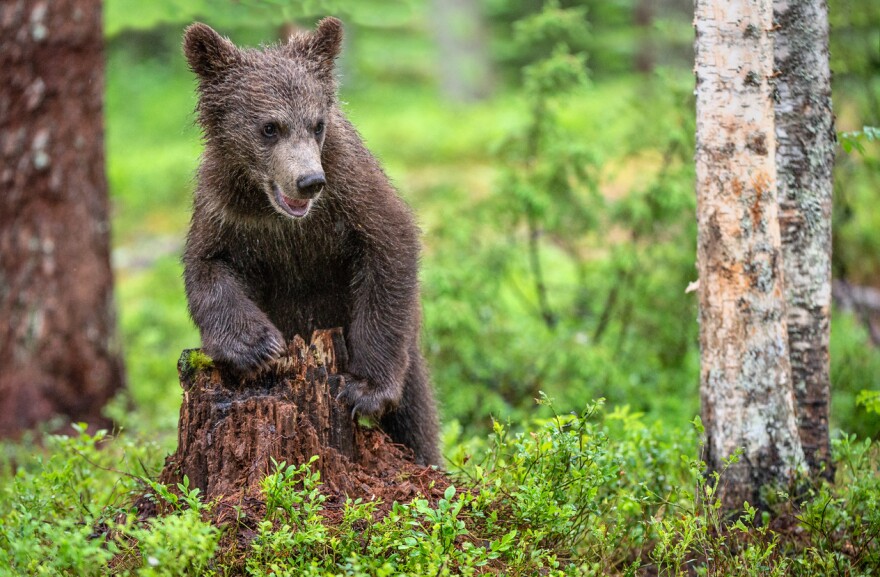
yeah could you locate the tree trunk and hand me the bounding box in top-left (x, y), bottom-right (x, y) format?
top-left (633, 0), bottom-right (655, 73)
top-left (774, 0), bottom-right (835, 480)
top-left (694, 0), bottom-right (805, 510)
top-left (0, 0), bottom-right (124, 436)
top-left (431, 0), bottom-right (493, 102)
top-left (160, 329), bottom-right (427, 501)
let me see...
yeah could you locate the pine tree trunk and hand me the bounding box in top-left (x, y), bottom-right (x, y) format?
top-left (694, 0), bottom-right (805, 510)
top-left (0, 0), bottom-right (124, 436)
top-left (774, 0), bottom-right (835, 480)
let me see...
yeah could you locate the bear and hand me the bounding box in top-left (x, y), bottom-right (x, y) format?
top-left (181, 18), bottom-right (440, 466)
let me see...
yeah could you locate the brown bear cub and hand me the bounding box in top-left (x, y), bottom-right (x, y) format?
top-left (181, 18), bottom-right (440, 465)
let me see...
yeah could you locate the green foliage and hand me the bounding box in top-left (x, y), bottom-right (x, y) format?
top-left (105, 44), bottom-right (200, 243)
top-left (828, 0), bottom-right (880, 291)
top-left (652, 496), bottom-right (789, 577)
top-left (247, 457), bottom-right (563, 574)
top-left (241, 397), bottom-right (688, 575)
top-left (222, 401), bottom-right (880, 574)
top-left (0, 426), bottom-right (160, 576)
top-left (828, 0), bottom-right (880, 81)
top-left (126, 509), bottom-right (220, 577)
top-left (3, 404), bottom-right (880, 575)
top-left (857, 390), bottom-right (880, 415)
top-left (513, 1), bottom-right (590, 61)
top-left (485, 0), bottom-right (693, 80)
top-left (424, 60), bottom-right (700, 431)
top-left (104, 0), bottom-right (420, 38)
top-left (494, 1), bottom-right (594, 331)
top-left (447, 398), bottom-right (696, 574)
top-left (261, 457), bottom-right (326, 526)
top-left (830, 311), bottom-right (880, 439)
top-left (141, 475), bottom-right (210, 516)
top-left (112, 255), bottom-right (197, 438)
top-left (0, 426), bottom-right (224, 577)
top-left (794, 435), bottom-right (880, 575)
top-left (839, 126), bottom-right (880, 155)
top-left (0, 512), bottom-right (115, 577)
top-left (648, 420), bottom-right (790, 577)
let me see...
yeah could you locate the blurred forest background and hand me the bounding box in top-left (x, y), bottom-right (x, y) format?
top-left (103, 0), bottom-right (879, 451)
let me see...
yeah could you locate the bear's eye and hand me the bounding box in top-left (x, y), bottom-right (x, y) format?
top-left (314, 121), bottom-right (325, 136)
top-left (261, 123), bottom-right (279, 139)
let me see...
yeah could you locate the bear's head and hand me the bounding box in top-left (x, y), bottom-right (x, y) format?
top-left (183, 18), bottom-right (343, 219)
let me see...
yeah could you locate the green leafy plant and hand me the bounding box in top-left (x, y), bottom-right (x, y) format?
top-left (795, 435), bottom-right (880, 575)
top-left (0, 426), bottom-right (158, 576)
top-left (839, 125), bottom-right (879, 155)
top-left (650, 420), bottom-right (790, 577)
top-left (125, 509), bottom-right (220, 577)
top-left (261, 456), bottom-right (327, 528)
top-left (494, 0), bottom-right (596, 330)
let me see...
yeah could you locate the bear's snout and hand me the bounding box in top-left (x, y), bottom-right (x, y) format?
top-left (296, 173), bottom-right (326, 199)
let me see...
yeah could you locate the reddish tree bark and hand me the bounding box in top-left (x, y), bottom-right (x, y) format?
top-left (0, 0), bottom-right (124, 435)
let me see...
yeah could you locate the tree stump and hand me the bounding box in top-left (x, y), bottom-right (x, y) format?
top-left (159, 328), bottom-right (431, 502)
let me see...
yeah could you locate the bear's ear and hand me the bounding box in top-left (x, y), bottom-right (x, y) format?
top-left (183, 23), bottom-right (239, 81)
top-left (310, 17), bottom-right (344, 69)
top-left (284, 17), bottom-right (343, 74)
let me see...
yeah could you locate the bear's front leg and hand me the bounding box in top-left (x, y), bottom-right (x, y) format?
top-left (184, 258), bottom-right (287, 376)
top-left (336, 241), bottom-right (420, 419)
top-left (336, 349), bottom-right (409, 419)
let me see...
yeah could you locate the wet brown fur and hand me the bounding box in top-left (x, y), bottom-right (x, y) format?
top-left (181, 19), bottom-right (440, 465)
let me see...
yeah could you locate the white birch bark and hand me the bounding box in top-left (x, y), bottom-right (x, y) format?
top-left (694, 0), bottom-right (805, 510)
top-left (774, 0), bottom-right (835, 479)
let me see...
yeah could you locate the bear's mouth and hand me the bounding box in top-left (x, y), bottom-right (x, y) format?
top-left (271, 184), bottom-right (312, 218)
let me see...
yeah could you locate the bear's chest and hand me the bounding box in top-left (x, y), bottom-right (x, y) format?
top-left (234, 217), bottom-right (355, 336)
top-left (232, 215), bottom-right (354, 295)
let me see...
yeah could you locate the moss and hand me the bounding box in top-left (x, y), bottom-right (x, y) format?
top-left (187, 349), bottom-right (214, 371)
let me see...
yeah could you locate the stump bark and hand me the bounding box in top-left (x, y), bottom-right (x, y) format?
top-left (160, 328), bottom-right (421, 501)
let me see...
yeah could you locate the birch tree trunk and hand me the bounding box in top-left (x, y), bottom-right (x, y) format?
top-left (774, 0), bottom-right (835, 479)
top-left (0, 0), bottom-right (124, 436)
top-left (694, 0), bottom-right (805, 510)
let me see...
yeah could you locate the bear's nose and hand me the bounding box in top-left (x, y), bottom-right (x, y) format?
top-left (296, 173), bottom-right (326, 198)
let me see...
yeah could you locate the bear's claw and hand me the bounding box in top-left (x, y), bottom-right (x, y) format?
top-left (336, 375), bottom-right (399, 419)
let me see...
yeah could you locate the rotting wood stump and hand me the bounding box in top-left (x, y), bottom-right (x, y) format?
top-left (158, 328), bottom-right (443, 503)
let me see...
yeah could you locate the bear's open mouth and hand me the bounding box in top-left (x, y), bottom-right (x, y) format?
top-left (272, 184), bottom-right (312, 218)
top-left (283, 197), bottom-right (311, 216)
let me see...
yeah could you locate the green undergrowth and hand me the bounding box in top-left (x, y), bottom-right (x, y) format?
top-left (1, 401), bottom-right (879, 576)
